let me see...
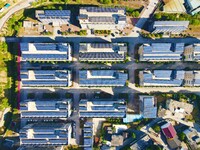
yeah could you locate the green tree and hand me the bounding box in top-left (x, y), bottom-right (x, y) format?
top-left (58, 6), bottom-right (63, 10)
top-left (132, 132), bottom-right (136, 139)
top-left (0, 98), bottom-right (10, 110)
top-left (135, 11), bottom-right (140, 17)
top-left (131, 11), bottom-right (135, 17)
top-left (154, 13), bottom-right (161, 20)
top-left (178, 132), bottom-right (186, 141)
top-left (152, 125), bottom-right (161, 133)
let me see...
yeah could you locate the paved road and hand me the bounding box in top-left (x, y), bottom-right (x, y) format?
top-left (0, 0), bottom-right (35, 31)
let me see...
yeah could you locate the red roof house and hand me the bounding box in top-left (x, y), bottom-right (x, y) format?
top-left (161, 122), bottom-right (176, 139)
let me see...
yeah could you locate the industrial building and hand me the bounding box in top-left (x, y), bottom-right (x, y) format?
top-left (20, 43), bottom-right (72, 61)
top-left (184, 70), bottom-right (200, 86)
top-left (184, 0), bottom-right (200, 15)
top-left (78, 7), bottom-right (126, 30)
top-left (79, 70), bottom-right (128, 87)
top-left (163, 0), bottom-right (186, 13)
top-left (20, 99), bottom-right (72, 119)
top-left (152, 21), bottom-right (189, 34)
top-left (79, 99), bottom-right (127, 118)
top-left (138, 43), bottom-right (184, 61)
top-left (139, 70), bottom-right (185, 86)
top-left (20, 70), bottom-right (72, 87)
top-left (184, 127), bottom-right (200, 149)
top-left (20, 123), bottom-right (72, 146)
top-left (139, 95), bottom-right (157, 118)
top-left (184, 43), bottom-right (200, 61)
top-left (35, 10), bottom-right (71, 26)
top-left (79, 43), bottom-right (127, 62)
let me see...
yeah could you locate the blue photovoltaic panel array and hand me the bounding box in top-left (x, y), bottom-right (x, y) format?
top-left (91, 70), bottom-right (114, 77)
top-left (22, 54), bottom-right (67, 60)
top-left (92, 101), bottom-right (116, 105)
top-left (36, 106), bottom-right (57, 110)
top-left (22, 139), bottom-right (47, 144)
top-left (44, 10), bottom-right (71, 16)
top-left (82, 7), bottom-right (124, 13)
top-left (89, 17), bottom-right (114, 23)
top-left (49, 139), bottom-right (67, 144)
top-left (34, 43), bottom-right (57, 50)
top-left (92, 106), bottom-right (115, 111)
top-left (35, 75), bottom-right (55, 79)
top-left (80, 112), bottom-right (125, 117)
top-left (91, 43), bottom-right (113, 48)
top-left (79, 52), bottom-right (124, 59)
top-left (33, 134), bottom-right (57, 139)
top-left (34, 70), bottom-right (56, 74)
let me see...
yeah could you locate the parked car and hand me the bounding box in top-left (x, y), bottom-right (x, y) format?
top-left (111, 33), bottom-right (115, 37)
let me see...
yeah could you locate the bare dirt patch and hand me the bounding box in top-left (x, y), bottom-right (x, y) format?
top-left (0, 71), bottom-right (7, 84)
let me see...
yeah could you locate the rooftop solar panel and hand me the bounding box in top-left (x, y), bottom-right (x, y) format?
top-left (89, 17), bottom-right (115, 23)
top-left (44, 10), bottom-right (71, 17)
top-left (81, 7), bottom-right (125, 13)
top-left (91, 43), bottom-right (113, 48)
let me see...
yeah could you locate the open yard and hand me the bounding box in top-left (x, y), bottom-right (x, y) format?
top-left (0, 0), bottom-right (146, 36)
top-left (186, 25), bottom-right (200, 37)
